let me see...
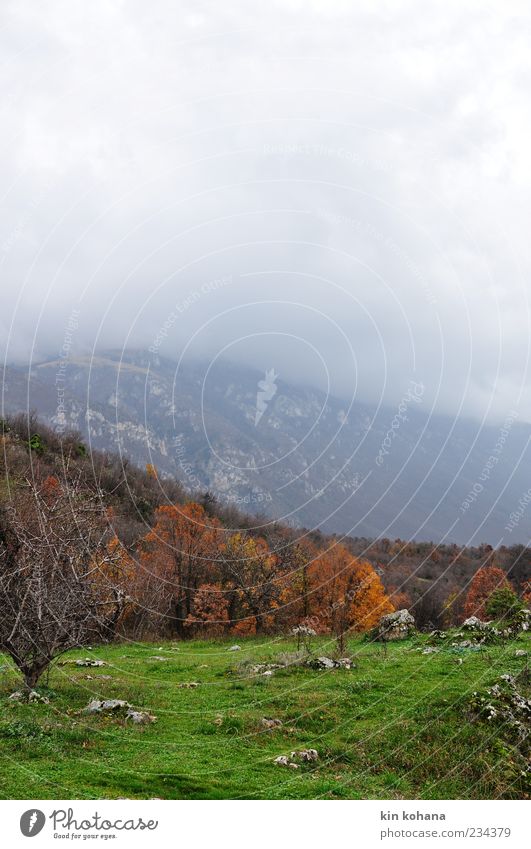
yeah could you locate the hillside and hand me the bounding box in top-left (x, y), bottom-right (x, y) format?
top-left (0, 634), bottom-right (529, 799)
top-left (2, 351), bottom-right (531, 545)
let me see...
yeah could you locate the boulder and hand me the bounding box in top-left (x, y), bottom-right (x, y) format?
top-left (125, 709), bottom-right (157, 724)
top-left (462, 616), bottom-right (491, 631)
top-left (376, 609), bottom-right (415, 641)
top-left (228, 645), bottom-right (241, 652)
top-left (291, 748), bottom-right (319, 763)
top-left (84, 698), bottom-right (130, 714)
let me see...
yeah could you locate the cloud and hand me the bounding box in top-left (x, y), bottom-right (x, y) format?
top-left (1, 0), bottom-right (530, 422)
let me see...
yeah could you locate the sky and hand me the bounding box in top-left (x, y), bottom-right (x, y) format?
top-left (1, 0), bottom-right (531, 423)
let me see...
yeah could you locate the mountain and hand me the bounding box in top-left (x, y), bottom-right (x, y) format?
top-left (2, 350), bottom-right (530, 544)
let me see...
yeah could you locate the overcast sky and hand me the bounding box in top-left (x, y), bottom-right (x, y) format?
top-left (1, 0), bottom-right (530, 423)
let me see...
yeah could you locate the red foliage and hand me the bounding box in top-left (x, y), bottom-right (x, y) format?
top-left (463, 565), bottom-right (513, 619)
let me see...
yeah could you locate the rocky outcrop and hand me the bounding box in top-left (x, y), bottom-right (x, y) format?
top-left (376, 609), bottom-right (415, 641)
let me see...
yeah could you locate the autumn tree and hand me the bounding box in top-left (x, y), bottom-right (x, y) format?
top-left (307, 544), bottom-right (393, 653)
top-left (0, 477), bottom-right (125, 690)
top-left (220, 532), bottom-right (282, 633)
top-left (139, 502), bottom-right (222, 636)
top-left (463, 565), bottom-right (513, 620)
top-left (185, 583), bottom-right (230, 637)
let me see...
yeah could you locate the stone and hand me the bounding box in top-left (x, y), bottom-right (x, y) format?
top-left (228, 645), bottom-right (241, 652)
top-left (462, 617), bottom-right (491, 631)
top-left (376, 609), bottom-right (415, 641)
top-left (149, 656), bottom-right (169, 662)
top-left (83, 698), bottom-right (131, 714)
top-left (28, 690), bottom-right (50, 703)
top-left (515, 650), bottom-right (528, 657)
top-left (125, 709), bottom-right (157, 724)
top-left (274, 756), bottom-right (298, 769)
top-left (307, 656), bottom-right (336, 670)
top-left (74, 658), bottom-right (106, 668)
top-left (422, 647), bottom-right (439, 655)
top-left (82, 674), bottom-right (112, 680)
top-left (176, 681), bottom-right (200, 689)
top-left (8, 691), bottom-right (24, 701)
top-left (291, 748), bottom-right (319, 763)
top-left (261, 717), bottom-right (282, 729)
top-left (8, 690), bottom-right (49, 704)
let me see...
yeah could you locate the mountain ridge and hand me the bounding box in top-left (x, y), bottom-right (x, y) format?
top-left (2, 350), bottom-right (530, 545)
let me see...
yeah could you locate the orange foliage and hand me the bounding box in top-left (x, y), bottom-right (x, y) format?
top-left (185, 583), bottom-right (229, 636)
top-left (463, 565), bottom-right (513, 619)
top-left (306, 544), bottom-right (393, 649)
top-left (139, 502), bottom-right (222, 635)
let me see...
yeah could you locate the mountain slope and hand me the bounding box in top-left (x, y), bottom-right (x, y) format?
top-left (2, 351), bottom-right (530, 544)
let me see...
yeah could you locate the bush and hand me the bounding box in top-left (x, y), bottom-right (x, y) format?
top-left (486, 587), bottom-right (524, 622)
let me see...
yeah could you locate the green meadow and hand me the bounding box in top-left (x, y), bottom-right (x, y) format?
top-left (0, 633), bottom-right (529, 800)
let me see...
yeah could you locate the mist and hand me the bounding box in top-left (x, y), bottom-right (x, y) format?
top-left (1, 0), bottom-right (530, 422)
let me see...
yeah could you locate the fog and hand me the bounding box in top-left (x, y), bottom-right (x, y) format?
top-left (1, 0), bottom-right (530, 422)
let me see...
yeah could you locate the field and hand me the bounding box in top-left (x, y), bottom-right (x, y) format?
top-left (0, 632), bottom-right (529, 800)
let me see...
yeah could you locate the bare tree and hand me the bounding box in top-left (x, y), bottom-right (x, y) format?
top-left (0, 476), bottom-right (127, 690)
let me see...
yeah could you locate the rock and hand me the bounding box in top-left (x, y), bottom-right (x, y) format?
top-left (470, 674), bottom-right (531, 741)
top-left (74, 658), bottom-right (106, 668)
top-left (228, 645), bottom-right (241, 652)
top-left (291, 748), bottom-right (319, 763)
top-left (261, 717), bottom-right (282, 729)
top-left (28, 690), bottom-right (50, 703)
top-left (149, 656), bottom-right (169, 662)
top-left (274, 756), bottom-right (298, 769)
top-left (462, 617), bottom-right (491, 631)
top-left (8, 690), bottom-right (49, 704)
top-left (125, 709), bottom-right (157, 724)
top-left (177, 681), bottom-right (200, 689)
top-left (451, 639), bottom-right (484, 650)
top-left (8, 691), bottom-right (24, 701)
top-left (515, 650), bottom-right (528, 657)
top-left (82, 674), bottom-right (112, 680)
top-left (240, 662), bottom-right (282, 676)
top-left (422, 647), bottom-right (439, 655)
top-left (306, 656), bottom-right (354, 670)
top-left (83, 698), bottom-right (131, 714)
top-left (307, 656), bottom-right (336, 670)
top-left (376, 609), bottom-right (415, 641)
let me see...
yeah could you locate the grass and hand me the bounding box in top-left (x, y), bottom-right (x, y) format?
top-left (0, 631), bottom-right (529, 800)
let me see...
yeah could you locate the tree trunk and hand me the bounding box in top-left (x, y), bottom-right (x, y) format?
top-left (22, 662), bottom-right (47, 691)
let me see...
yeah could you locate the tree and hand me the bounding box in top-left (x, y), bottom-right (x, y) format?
top-left (307, 544), bottom-right (393, 653)
top-left (464, 565), bottom-right (513, 620)
top-left (0, 478), bottom-right (125, 690)
top-left (184, 583), bottom-right (230, 636)
top-left (485, 586), bottom-right (524, 621)
top-left (139, 502), bottom-right (222, 636)
top-left (220, 532), bottom-right (281, 633)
